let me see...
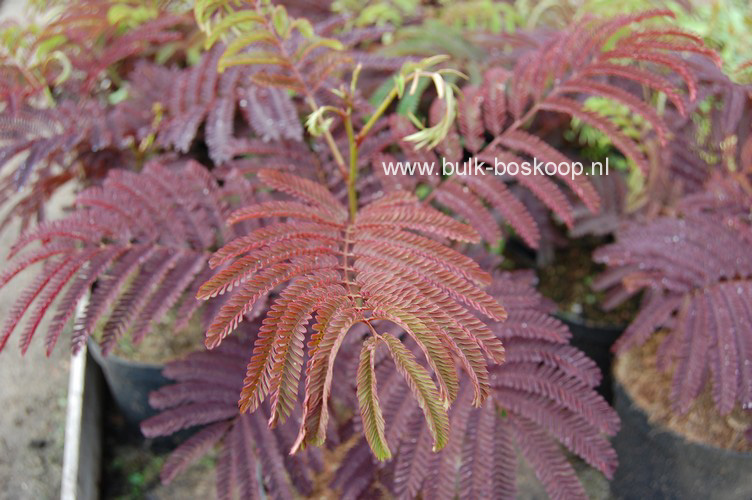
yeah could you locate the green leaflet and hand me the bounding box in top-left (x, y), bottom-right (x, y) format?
top-left (381, 333), bottom-right (450, 452)
top-left (356, 337), bottom-right (391, 460)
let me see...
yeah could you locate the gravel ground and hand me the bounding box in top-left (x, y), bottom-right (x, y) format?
top-left (0, 215), bottom-right (70, 499)
top-left (0, 338), bottom-right (68, 500)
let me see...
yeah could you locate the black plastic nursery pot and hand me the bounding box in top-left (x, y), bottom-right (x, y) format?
top-left (557, 313), bottom-right (623, 402)
top-left (610, 381), bottom-right (752, 500)
top-left (87, 339), bottom-right (169, 427)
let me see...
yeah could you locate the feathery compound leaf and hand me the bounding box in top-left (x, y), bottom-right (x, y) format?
top-left (376, 13), bottom-right (708, 250)
top-left (201, 169), bottom-right (503, 457)
top-left (141, 335), bottom-right (319, 498)
top-left (0, 161), bottom-right (227, 354)
top-left (194, 0), bottom-right (398, 107)
top-left (332, 271), bottom-right (618, 499)
top-left (596, 194), bottom-right (752, 414)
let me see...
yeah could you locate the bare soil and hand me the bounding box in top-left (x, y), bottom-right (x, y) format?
top-left (536, 236), bottom-right (641, 325)
top-left (0, 341), bottom-right (68, 500)
top-left (108, 313), bottom-right (206, 365)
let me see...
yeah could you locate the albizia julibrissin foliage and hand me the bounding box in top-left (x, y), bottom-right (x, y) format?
top-left (0, 1), bottom-right (192, 228)
top-left (333, 271), bottom-right (619, 500)
top-left (2, 2), bottom-right (727, 494)
top-left (594, 170), bottom-right (752, 415)
top-left (0, 7), bottom-right (397, 230)
top-left (352, 10), bottom-right (718, 250)
top-left (144, 270), bottom-right (618, 500)
top-left (197, 169), bottom-right (506, 457)
top-left (141, 333), bottom-right (323, 500)
top-left (0, 161), bottom-right (230, 355)
top-left (0, 1), bottom-right (188, 110)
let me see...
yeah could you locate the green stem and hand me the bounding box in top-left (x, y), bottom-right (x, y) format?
top-left (357, 85), bottom-right (399, 145)
top-left (344, 112), bottom-right (358, 221)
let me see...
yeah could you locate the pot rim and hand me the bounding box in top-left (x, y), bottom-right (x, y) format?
top-left (86, 337), bottom-right (165, 370)
top-left (614, 379), bottom-right (752, 458)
